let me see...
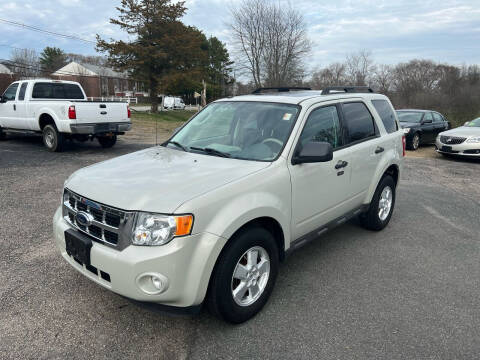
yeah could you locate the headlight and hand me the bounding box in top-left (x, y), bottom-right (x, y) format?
top-left (466, 136), bottom-right (480, 143)
top-left (132, 212), bottom-right (193, 246)
top-left (403, 128), bottom-right (411, 134)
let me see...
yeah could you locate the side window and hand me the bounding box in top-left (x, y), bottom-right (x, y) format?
top-left (433, 113), bottom-right (443, 123)
top-left (423, 113), bottom-right (433, 122)
top-left (32, 83), bottom-right (54, 98)
top-left (343, 102), bottom-right (376, 143)
top-left (298, 106), bottom-right (343, 149)
top-left (18, 83), bottom-right (28, 101)
top-left (371, 99), bottom-right (398, 134)
top-left (3, 83), bottom-right (19, 101)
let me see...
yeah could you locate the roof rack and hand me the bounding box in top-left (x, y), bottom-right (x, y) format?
top-left (251, 87), bottom-right (312, 94)
top-left (321, 86), bottom-right (374, 95)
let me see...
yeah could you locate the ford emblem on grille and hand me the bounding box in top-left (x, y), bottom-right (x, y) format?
top-left (76, 212), bottom-right (94, 227)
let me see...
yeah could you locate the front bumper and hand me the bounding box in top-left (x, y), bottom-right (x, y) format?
top-left (53, 207), bottom-right (226, 307)
top-left (435, 139), bottom-right (480, 156)
top-left (70, 122), bottom-right (132, 135)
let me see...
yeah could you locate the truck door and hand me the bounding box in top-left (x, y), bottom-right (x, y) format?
top-left (12, 82), bottom-right (30, 129)
top-left (0, 82), bottom-right (19, 128)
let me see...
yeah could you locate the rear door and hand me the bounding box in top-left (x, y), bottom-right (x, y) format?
top-left (0, 83), bottom-right (20, 128)
top-left (13, 82), bottom-right (31, 129)
top-left (421, 112), bottom-right (435, 142)
top-left (433, 112), bottom-right (448, 137)
top-left (340, 101), bottom-right (386, 206)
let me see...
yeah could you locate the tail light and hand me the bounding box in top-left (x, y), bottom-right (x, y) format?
top-left (127, 105), bottom-right (131, 119)
top-left (402, 135), bottom-right (406, 156)
top-left (68, 105), bottom-right (76, 119)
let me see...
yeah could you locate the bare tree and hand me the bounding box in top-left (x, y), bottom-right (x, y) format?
top-left (9, 48), bottom-right (40, 78)
top-left (310, 62), bottom-right (346, 89)
top-left (372, 64), bottom-right (394, 93)
top-left (345, 50), bottom-right (375, 86)
top-left (229, 0), bottom-right (311, 88)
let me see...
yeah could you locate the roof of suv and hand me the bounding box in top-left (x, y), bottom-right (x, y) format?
top-left (217, 90), bottom-right (389, 105)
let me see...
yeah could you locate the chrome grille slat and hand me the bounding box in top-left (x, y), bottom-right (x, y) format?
top-left (440, 136), bottom-right (466, 145)
top-left (62, 188), bottom-right (134, 250)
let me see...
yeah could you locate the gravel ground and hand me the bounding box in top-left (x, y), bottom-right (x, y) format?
top-left (1, 130), bottom-right (479, 360)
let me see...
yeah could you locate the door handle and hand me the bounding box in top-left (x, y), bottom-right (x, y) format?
top-left (335, 160), bottom-right (348, 169)
top-left (13, 104), bottom-right (16, 111)
top-left (375, 146), bottom-right (384, 154)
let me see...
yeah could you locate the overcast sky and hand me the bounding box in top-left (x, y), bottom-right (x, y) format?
top-left (1, 0), bottom-right (479, 71)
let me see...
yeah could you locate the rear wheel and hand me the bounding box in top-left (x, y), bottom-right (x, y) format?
top-left (407, 133), bottom-right (420, 150)
top-left (207, 227), bottom-right (279, 323)
top-left (42, 124), bottom-right (64, 152)
top-left (0, 126), bottom-right (6, 140)
top-left (97, 134), bottom-right (117, 148)
top-left (360, 175), bottom-right (396, 231)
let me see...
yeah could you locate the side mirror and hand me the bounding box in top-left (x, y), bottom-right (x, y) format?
top-left (292, 141), bottom-right (333, 165)
top-left (0, 96), bottom-right (5, 103)
top-left (421, 118), bottom-right (433, 124)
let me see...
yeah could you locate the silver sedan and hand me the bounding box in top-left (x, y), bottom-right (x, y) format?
top-left (436, 118), bottom-right (480, 157)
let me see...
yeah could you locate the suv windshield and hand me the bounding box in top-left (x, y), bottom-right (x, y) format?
top-left (396, 111), bottom-right (423, 123)
top-left (167, 101), bottom-right (300, 161)
top-left (466, 118), bottom-right (480, 127)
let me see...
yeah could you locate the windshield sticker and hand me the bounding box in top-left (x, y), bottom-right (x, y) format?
top-left (283, 113), bottom-right (292, 121)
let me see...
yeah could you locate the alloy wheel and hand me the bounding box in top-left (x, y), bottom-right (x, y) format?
top-left (378, 186), bottom-right (393, 221)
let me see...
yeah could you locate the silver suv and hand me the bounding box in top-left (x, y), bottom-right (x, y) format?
top-left (53, 86), bottom-right (404, 323)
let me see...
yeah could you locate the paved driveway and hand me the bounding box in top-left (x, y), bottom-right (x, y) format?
top-left (1, 136), bottom-right (479, 359)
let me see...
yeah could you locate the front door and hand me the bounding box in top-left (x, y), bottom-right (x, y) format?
top-left (421, 112), bottom-right (436, 142)
top-left (12, 82), bottom-right (30, 129)
top-left (288, 104), bottom-right (354, 240)
top-left (0, 83), bottom-right (19, 128)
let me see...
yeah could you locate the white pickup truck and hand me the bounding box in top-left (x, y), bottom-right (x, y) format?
top-left (0, 79), bottom-right (132, 151)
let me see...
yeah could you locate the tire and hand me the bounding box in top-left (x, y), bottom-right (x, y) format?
top-left (0, 126), bottom-right (6, 140)
top-left (360, 175), bottom-right (396, 231)
top-left (207, 226), bottom-right (279, 323)
top-left (98, 135), bottom-right (117, 148)
top-left (407, 133), bottom-right (420, 150)
top-left (42, 124), bottom-right (64, 152)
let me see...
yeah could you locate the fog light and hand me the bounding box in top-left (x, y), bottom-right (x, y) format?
top-left (136, 273), bottom-right (169, 295)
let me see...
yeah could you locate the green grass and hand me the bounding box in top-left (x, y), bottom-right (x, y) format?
top-left (131, 110), bottom-right (197, 123)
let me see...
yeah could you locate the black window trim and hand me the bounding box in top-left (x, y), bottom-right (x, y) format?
top-left (18, 82), bottom-right (28, 101)
top-left (291, 103), bottom-right (346, 162)
top-left (340, 100), bottom-right (380, 147)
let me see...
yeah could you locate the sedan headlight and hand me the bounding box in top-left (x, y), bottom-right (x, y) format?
top-left (403, 128), bottom-right (411, 134)
top-left (132, 212), bottom-right (193, 246)
top-left (466, 136), bottom-right (480, 143)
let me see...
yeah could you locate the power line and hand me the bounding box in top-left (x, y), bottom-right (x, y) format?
top-left (0, 18), bottom-right (96, 45)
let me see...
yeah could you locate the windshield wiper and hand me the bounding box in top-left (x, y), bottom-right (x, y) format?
top-left (190, 147), bottom-right (231, 158)
top-left (165, 141), bottom-right (189, 152)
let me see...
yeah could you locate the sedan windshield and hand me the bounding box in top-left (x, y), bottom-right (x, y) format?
top-left (167, 101), bottom-right (300, 161)
top-left (466, 118), bottom-right (480, 127)
top-left (396, 111), bottom-right (424, 123)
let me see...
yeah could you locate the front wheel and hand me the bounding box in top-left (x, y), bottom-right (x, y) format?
top-left (42, 124), bottom-right (64, 152)
top-left (407, 133), bottom-right (420, 150)
top-left (360, 175), bottom-right (396, 231)
top-left (207, 227), bottom-right (279, 323)
top-left (97, 135), bottom-right (117, 148)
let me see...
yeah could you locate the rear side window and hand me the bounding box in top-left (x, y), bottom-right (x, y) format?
top-left (433, 113), bottom-right (444, 122)
top-left (18, 83), bottom-right (28, 101)
top-left (32, 83), bottom-right (84, 99)
top-left (342, 102), bottom-right (376, 143)
top-left (3, 83), bottom-right (19, 101)
top-left (371, 99), bottom-right (398, 133)
top-left (299, 106), bottom-right (343, 149)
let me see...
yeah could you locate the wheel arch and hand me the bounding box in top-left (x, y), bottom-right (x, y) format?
top-left (38, 112), bottom-right (58, 131)
top-left (365, 161), bottom-right (401, 204)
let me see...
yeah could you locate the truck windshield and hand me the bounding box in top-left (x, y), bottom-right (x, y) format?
top-left (396, 111), bottom-right (424, 123)
top-left (168, 101), bottom-right (300, 161)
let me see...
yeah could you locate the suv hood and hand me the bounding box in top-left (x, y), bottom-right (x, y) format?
top-left (65, 147), bottom-right (270, 213)
top-left (441, 126), bottom-right (480, 138)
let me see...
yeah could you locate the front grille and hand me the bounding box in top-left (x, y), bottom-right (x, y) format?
top-left (440, 136), bottom-right (466, 145)
top-left (63, 189), bottom-right (134, 250)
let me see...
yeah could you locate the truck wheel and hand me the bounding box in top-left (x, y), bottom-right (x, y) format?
top-left (98, 135), bottom-right (117, 148)
top-left (207, 227), bottom-right (279, 323)
top-left (43, 124), bottom-right (64, 152)
top-left (360, 175), bottom-right (396, 231)
top-left (407, 133), bottom-right (420, 150)
top-left (0, 127), bottom-right (6, 140)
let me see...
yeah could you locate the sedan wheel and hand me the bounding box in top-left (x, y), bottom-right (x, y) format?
top-left (412, 133), bottom-right (420, 150)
